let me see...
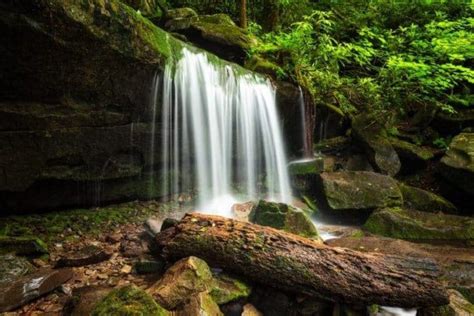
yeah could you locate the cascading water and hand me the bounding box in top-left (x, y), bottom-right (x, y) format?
top-left (152, 47), bottom-right (291, 216)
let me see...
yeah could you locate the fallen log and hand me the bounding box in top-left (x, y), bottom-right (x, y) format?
top-left (157, 213), bottom-right (449, 308)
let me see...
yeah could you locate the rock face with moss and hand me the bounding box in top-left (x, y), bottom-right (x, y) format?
top-left (399, 183), bottom-right (457, 213)
top-left (92, 285), bottom-right (169, 316)
top-left (440, 132), bottom-right (474, 196)
top-left (249, 200), bottom-right (319, 239)
top-left (210, 273), bottom-right (251, 305)
top-left (163, 12), bottom-right (254, 63)
top-left (320, 171), bottom-right (402, 211)
top-left (418, 290), bottom-right (474, 316)
top-left (352, 114), bottom-right (401, 176)
top-left (363, 207), bottom-right (474, 244)
top-left (0, 0), bottom-right (185, 212)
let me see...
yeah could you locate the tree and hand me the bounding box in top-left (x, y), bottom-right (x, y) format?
top-left (240, 0), bottom-right (247, 29)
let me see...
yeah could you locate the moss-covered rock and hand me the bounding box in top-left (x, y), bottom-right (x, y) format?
top-left (389, 137), bottom-right (435, 162)
top-left (177, 292), bottom-right (223, 316)
top-left (163, 12), bottom-right (254, 64)
top-left (363, 207), bottom-right (474, 243)
top-left (418, 290), bottom-right (474, 316)
top-left (440, 132), bottom-right (474, 196)
top-left (314, 136), bottom-right (351, 153)
top-left (92, 285), bottom-right (168, 316)
top-left (288, 158), bottom-right (324, 176)
top-left (165, 7), bottom-right (198, 20)
top-left (210, 273), bottom-right (252, 305)
top-left (249, 200), bottom-right (319, 239)
top-left (245, 56), bottom-right (283, 79)
top-left (352, 114), bottom-right (401, 176)
top-left (320, 171), bottom-right (402, 211)
top-left (148, 256), bottom-right (214, 310)
top-left (0, 236), bottom-right (48, 256)
top-left (123, 0), bottom-right (165, 17)
top-left (399, 183), bottom-right (457, 213)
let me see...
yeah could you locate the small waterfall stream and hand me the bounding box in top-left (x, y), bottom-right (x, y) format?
top-left (151, 47), bottom-right (291, 215)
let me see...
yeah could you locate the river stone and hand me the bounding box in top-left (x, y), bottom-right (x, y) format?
top-left (418, 290), bottom-right (474, 316)
top-left (64, 286), bottom-right (112, 316)
top-left (249, 200), bottom-right (319, 239)
top-left (55, 245), bottom-right (112, 268)
top-left (0, 254), bottom-right (35, 285)
top-left (176, 292), bottom-right (223, 316)
top-left (399, 183), bottom-right (457, 213)
top-left (363, 208), bottom-right (474, 244)
top-left (320, 171), bottom-right (402, 211)
top-left (210, 273), bottom-right (252, 305)
top-left (92, 285), bottom-right (168, 316)
top-left (440, 132), bottom-right (474, 196)
top-left (0, 236), bottom-right (48, 256)
top-left (352, 114), bottom-right (401, 176)
top-left (148, 256), bottom-right (214, 310)
top-left (0, 268), bottom-right (73, 312)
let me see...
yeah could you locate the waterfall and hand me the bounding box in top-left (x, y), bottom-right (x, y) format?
top-left (153, 47), bottom-right (291, 216)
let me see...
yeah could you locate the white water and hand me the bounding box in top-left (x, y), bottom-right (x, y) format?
top-left (154, 47), bottom-right (291, 215)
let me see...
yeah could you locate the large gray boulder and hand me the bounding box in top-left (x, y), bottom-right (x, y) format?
top-left (320, 171), bottom-right (402, 211)
top-left (352, 114), bottom-right (401, 176)
top-left (440, 132), bottom-right (474, 196)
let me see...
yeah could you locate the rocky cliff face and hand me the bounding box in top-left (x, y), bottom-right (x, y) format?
top-left (0, 0), bottom-right (184, 212)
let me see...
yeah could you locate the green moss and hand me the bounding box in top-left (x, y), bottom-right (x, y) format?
top-left (210, 274), bottom-right (252, 305)
top-left (0, 236), bottom-right (48, 255)
top-left (399, 183), bottom-right (457, 213)
top-left (92, 285), bottom-right (169, 316)
top-left (363, 207), bottom-right (474, 243)
top-left (245, 56), bottom-right (284, 78)
top-left (389, 137), bottom-right (435, 161)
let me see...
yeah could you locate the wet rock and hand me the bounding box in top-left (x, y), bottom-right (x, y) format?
top-left (417, 289), bottom-right (474, 316)
top-left (55, 245), bottom-right (112, 268)
top-left (231, 201), bottom-right (255, 222)
top-left (242, 303), bottom-right (263, 316)
top-left (164, 13), bottom-right (254, 64)
top-left (210, 273), bottom-right (251, 305)
top-left (440, 132), bottom-right (474, 196)
top-left (92, 285), bottom-right (168, 316)
top-left (363, 208), bottom-right (474, 244)
top-left (176, 292), bottom-right (223, 316)
top-left (399, 183), bottom-right (457, 213)
top-left (320, 171), bottom-right (402, 211)
top-left (0, 254), bottom-right (35, 285)
top-left (0, 268), bottom-right (73, 312)
top-left (352, 114), bottom-right (401, 176)
top-left (249, 200), bottom-right (319, 239)
top-left (148, 256), bottom-right (213, 310)
top-left (0, 236), bottom-right (48, 256)
top-left (288, 157), bottom-right (324, 176)
top-left (64, 286), bottom-right (112, 316)
top-left (134, 258), bottom-right (165, 275)
top-left (161, 218), bottom-right (179, 231)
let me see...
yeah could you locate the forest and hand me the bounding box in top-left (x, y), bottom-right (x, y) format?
top-left (0, 0), bottom-right (473, 315)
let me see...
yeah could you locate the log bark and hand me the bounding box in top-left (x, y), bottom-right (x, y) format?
top-left (157, 213), bottom-right (449, 308)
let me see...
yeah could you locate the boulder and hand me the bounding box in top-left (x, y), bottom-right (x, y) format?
top-left (440, 133), bottom-right (474, 196)
top-left (0, 268), bottom-right (73, 312)
top-left (242, 303), bottom-right (263, 316)
top-left (0, 254), bottom-right (35, 285)
top-left (166, 7), bottom-right (198, 20)
top-left (314, 136), bottom-right (351, 153)
top-left (92, 285), bottom-right (168, 316)
top-left (249, 200), bottom-right (319, 239)
top-left (55, 245), bottom-right (112, 268)
top-left (210, 273), bottom-right (252, 305)
top-left (288, 157), bottom-right (324, 176)
top-left (389, 138), bottom-right (435, 162)
top-left (176, 292), bottom-right (223, 316)
top-left (245, 56), bottom-right (283, 79)
top-left (123, 0), bottom-right (165, 17)
top-left (0, 236), bottom-right (48, 256)
top-left (231, 201), bottom-right (255, 222)
top-left (320, 171), bottom-right (402, 211)
top-left (352, 114), bottom-right (401, 176)
top-left (399, 183), bottom-right (457, 213)
top-left (164, 13), bottom-right (254, 64)
top-left (148, 256), bottom-right (213, 310)
top-left (64, 286), bottom-right (112, 316)
top-left (418, 290), bottom-right (474, 316)
top-left (363, 208), bottom-right (474, 244)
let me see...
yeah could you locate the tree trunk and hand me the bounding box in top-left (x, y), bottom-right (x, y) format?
top-left (240, 0), bottom-right (247, 29)
top-left (157, 213), bottom-right (449, 308)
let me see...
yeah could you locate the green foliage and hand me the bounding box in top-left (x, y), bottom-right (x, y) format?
top-left (433, 136), bottom-right (451, 149)
top-left (249, 1), bottom-right (473, 117)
